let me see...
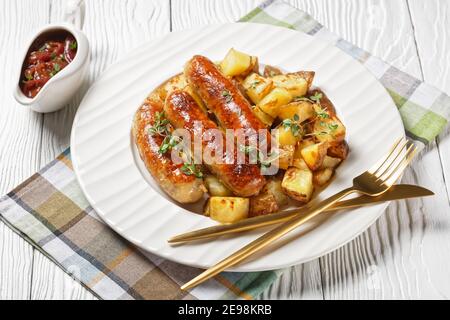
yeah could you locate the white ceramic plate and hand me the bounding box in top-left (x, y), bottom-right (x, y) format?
top-left (71, 23), bottom-right (404, 272)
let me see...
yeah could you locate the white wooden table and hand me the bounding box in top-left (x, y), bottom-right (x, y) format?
top-left (1, 0), bottom-right (449, 300)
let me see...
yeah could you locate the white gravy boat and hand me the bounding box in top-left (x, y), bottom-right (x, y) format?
top-left (13, 2), bottom-right (89, 113)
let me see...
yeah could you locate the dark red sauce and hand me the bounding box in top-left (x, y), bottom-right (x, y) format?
top-left (20, 30), bottom-right (78, 98)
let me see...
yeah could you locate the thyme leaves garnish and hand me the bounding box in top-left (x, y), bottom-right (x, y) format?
top-left (180, 163), bottom-right (203, 178)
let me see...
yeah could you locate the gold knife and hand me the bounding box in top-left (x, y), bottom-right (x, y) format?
top-left (168, 184), bottom-right (433, 244)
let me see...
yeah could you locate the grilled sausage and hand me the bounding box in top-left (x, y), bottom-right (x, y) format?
top-left (184, 55), bottom-right (268, 138)
top-left (132, 95), bottom-right (205, 203)
top-left (164, 90), bottom-right (266, 197)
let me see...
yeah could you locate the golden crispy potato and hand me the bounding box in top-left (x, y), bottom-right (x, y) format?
top-left (277, 101), bottom-right (315, 122)
top-left (327, 141), bottom-right (349, 160)
top-left (282, 168), bottom-right (314, 203)
top-left (292, 157), bottom-right (310, 170)
top-left (294, 138), bottom-right (316, 159)
top-left (271, 74), bottom-right (309, 97)
top-left (258, 87), bottom-right (292, 117)
top-left (264, 65), bottom-right (283, 77)
top-left (291, 71), bottom-right (315, 90)
top-left (313, 116), bottom-right (346, 145)
top-left (262, 178), bottom-right (289, 206)
top-left (278, 145), bottom-right (295, 170)
top-left (204, 175), bottom-right (233, 197)
top-left (242, 73), bottom-right (274, 104)
top-left (246, 56), bottom-right (259, 77)
top-left (274, 125), bottom-right (300, 147)
top-left (321, 156), bottom-right (342, 169)
top-left (205, 197), bottom-right (249, 223)
top-left (220, 48), bottom-right (256, 77)
top-left (313, 168), bottom-right (334, 186)
top-left (301, 142), bottom-right (328, 170)
top-left (251, 106), bottom-right (275, 126)
top-left (249, 193), bottom-right (279, 217)
top-left (309, 89), bottom-right (336, 117)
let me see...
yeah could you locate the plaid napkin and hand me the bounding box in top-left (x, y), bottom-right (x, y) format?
top-left (1, 0), bottom-right (449, 300)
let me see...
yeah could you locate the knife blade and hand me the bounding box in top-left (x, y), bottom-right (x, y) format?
top-left (168, 184), bottom-right (433, 244)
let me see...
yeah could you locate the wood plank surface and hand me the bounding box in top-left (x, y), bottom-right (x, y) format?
top-left (1, 0), bottom-right (449, 300)
top-left (28, 0), bottom-right (171, 300)
top-left (0, 0), bottom-right (51, 300)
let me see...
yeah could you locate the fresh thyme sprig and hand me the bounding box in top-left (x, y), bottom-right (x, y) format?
top-left (148, 111), bottom-right (170, 137)
top-left (180, 163), bottom-right (203, 178)
top-left (282, 114), bottom-right (303, 137)
top-left (315, 106), bottom-right (330, 119)
top-left (239, 144), bottom-right (280, 168)
top-left (310, 92), bottom-right (323, 103)
top-left (158, 135), bottom-right (181, 154)
top-left (222, 90), bottom-right (232, 103)
top-left (305, 122), bottom-right (339, 138)
top-left (294, 92), bottom-right (333, 120)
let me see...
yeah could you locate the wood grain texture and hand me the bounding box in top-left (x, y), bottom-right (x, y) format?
top-left (290, 0), bottom-right (450, 299)
top-left (171, 0), bottom-right (262, 31)
top-left (28, 0), bottom-right (171, 300)
top-left (408, 0), bottom-right (450, 203)
top-left (0, 222), bottom-right (33, 299)
top-left (0, 0), bottom-right (51, 300)
top-left (1, 0), bottom-right (450, 300)
top-left (290, 0), bottom-right (422, 78)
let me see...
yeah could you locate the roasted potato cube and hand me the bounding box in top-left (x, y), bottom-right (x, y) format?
top-left (203, 199), bottom-right (211, 216)
top-left (220, 48), bottom-right (255, 77)
top-left (205, 197), bottom-right (249, 223)
top-left (274, 125), bottom-right (300, 147)
top-left (257, 87), bottom-right (292, 118)
top-left (204, 175), bottom-right (233, 197)
top-left (292, 157), bottom-right (310, 170)
top-left (321, 156), bottom-right (342, 169)
top-left (249, 193), bottom-right (279, 217)
top-left (262, 178), bottom-right (289, 206)
top-left (282, 168), bottom-right (314, 203)
top-left (301, 142), bottom-right (328, 170)
top-left (294, 139), bottom-right (316, 159)
top-left (264, 65), bottom-right (283, 77)
top-left (313, 168), bottom-right (334, 186)
top-left (291, 71), bottom-right (315, 90)
top-left (277, 101), bottom-right (315, 122)
top-left (278, 145), bottom-right (295, 170)
top-left (309, 89), bottom-right (336, 117)
top-left (312, 103), bottom-right (331, 119)
top-left (271, 74), bottom-right (309, 97)
top-left (327, 141), bottom-right (349, 160)
top-left (313, 116), bottom-right (346, 145)
top-left (246, 56), bottom-right (259, 77)
top-left (251, 106), bottom-right (274, 126)
top-left (242, 73), bottom-right (274, 104)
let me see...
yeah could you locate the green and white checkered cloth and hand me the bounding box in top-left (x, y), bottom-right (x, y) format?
top-left (0, 0), bottom-right (448, 300)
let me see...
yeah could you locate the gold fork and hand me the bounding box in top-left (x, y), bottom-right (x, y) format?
top-left (181, 138), bottom-right (417, 290)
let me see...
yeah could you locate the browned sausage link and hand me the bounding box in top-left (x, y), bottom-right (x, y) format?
top-left (164, 90), bottom-right (266, 197)
top-left (132, 96), bottom-right (204, 203)
top-left (184, 55), bottom-right (267, 136)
